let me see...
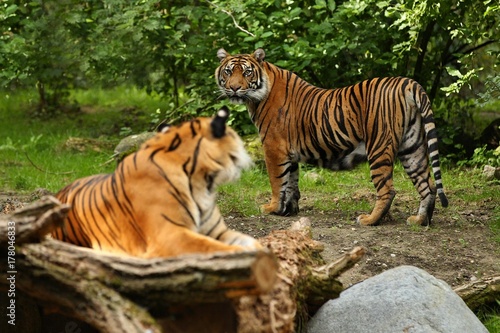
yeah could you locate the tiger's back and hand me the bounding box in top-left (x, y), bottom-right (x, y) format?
top-left (52, 108), bottom-right (261, 258)
top-left (216, 48), bottom-right (448, 226)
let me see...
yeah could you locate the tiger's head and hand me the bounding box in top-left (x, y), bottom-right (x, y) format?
top-left (143, 107), bottom-right (252, 191)
top-left (215, 48), bottom-right (269, 104)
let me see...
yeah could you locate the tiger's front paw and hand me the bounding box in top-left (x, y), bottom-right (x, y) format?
top-left (406, 215), bottom-right (429, 226)
top-left (233, 235), bottom-right (263, 251)
top-left (248, 239), bottom-right (263, 250)
top-left (260, 202), bottom-right (280, 214)
top-left (357, 214), bottom-right (380, 226)
top-left (260, 201), bottom-right (299, 216)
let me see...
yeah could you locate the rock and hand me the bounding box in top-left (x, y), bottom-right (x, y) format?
top-left (303, 171), bottom-right (326, 184)
top-left (307, 266), bottom-right (488, 333)
top-left (483, 164), bottom-right (500, 181)
top-left (113, 132), bottom-right (156, 162)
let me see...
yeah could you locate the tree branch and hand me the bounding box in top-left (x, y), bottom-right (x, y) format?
top-left (206, 0), bottom-right (255, 37)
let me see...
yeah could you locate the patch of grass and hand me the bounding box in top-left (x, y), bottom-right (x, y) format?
top-left (478, 302), bottom-right (500, 333)
top-left (218, 167), bottom-right (270, 216)
top-left (484, 316), bottom-right (500, 333)
top-left (71, 86), bottom-right (166, 117)
top-left (0, 88), bottom-right (156, 193)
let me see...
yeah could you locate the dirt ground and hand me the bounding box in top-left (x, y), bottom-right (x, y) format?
top-left (2, 188), bottom-right (499, 289)
top-left (225, 193), bottom-right (500, 289)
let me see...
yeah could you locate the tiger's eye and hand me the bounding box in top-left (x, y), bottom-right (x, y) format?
top-left (243, 69), bottom-right (253, 76)
top-left (224, 68), bottom-right (232, 75)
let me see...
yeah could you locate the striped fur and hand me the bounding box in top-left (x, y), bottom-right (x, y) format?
top-left (52, 108), bottom-right (261, 257)
top-left (216, 48), bottom-right (448, 226)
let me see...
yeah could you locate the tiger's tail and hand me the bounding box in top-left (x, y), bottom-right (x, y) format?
top-left (414, 83), bottom-right (449, 208)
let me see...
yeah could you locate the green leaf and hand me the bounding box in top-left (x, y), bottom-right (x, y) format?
top-left (446, 68), bottom-right (463, 78)
top-left (261, 31), bottom-right (273, 38)
top-left (289, 7), bottom-right (302, 18)
top-left (327, 0), bottom-right (336, 12)
top-left (5, 4), bottom-right (19, 16)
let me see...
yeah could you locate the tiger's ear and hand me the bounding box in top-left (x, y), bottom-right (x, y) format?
top-left (217, 48), bottom-right (229, 62)
top-left (157, 123), bottom-right (170, 133)
top-left (211, 106), bottom-right (230, 138)
top-left (254, 48), bottom-right (265, 62)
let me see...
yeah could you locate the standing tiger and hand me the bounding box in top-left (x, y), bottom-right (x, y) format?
top-left (215, 48), bottom-right (448, 226)
top-left (52, 108), bottom-right (262, 258)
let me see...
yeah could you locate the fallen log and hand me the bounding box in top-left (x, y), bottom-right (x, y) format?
top-left (0, 197), bottom-right (364, 333)
top-left (235, 217), bottom-right (366, 333)
top-left (14, 240), bottom-right (278, 305)
top-left (0, 195), bottom-right (70, 244)
top-left (454, 275), bottom-right (500, 311)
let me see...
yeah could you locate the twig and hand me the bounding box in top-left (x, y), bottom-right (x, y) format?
top-left (205, 0), bottom-right (255, 37)
top-left (24, 151), bottom-right (74, 175)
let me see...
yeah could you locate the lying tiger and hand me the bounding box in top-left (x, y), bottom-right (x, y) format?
top-left (216, 48), bottom-right (448, 226)
top-left (52, 107), bottom-right (262, 258)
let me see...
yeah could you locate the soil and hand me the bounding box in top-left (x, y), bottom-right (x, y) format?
top-left (224, 192), bottom-right (500, 289)
top-left (2, 188), bottom-right (499, 289)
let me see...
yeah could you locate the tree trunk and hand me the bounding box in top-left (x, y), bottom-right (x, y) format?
top-left (413, 20), bottom-right (436, 85)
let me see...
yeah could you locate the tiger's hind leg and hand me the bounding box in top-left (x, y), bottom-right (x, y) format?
top-left (357, 144), bottom-right (397, 226)
top-left (399, 143), bottom-right (436, 226)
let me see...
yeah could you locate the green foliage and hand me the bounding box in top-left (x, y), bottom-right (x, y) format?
top-left (1, 1), bottom-right (91, 114)
top-left (478, 300), bottom-right (500, 333)
top-left (0, 89), bottom-right (130, 192)
top-left (459, 145), bottom-right (500, 168)
top-left (441, 67), bottom-right (483, 96)
top-left (477, 74), bottom-right (500, 107)
top-left (1, 0), bottom-right (499, 142)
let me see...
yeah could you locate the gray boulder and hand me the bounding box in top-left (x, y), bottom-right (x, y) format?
top-left (307, 265), bottom-right (487, 333)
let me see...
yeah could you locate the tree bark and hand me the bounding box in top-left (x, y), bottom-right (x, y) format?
top-left (413, 20), bottom-right (436, 85)
top-left (11, 239), bottom-right (278, 306)
top-left (0, 195), bottom-right (70, 244)
top-left (454, 275), bottom-right (500, 311)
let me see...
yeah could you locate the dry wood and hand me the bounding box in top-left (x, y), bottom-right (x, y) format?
top-left (454, 275), bottom-right (500, 311)
top-left (235, 217), bottom-right (366, 333)
top-left (0, 195), bottom-right (70, 244)
top-left (14, 239), bottom-right (278, 305)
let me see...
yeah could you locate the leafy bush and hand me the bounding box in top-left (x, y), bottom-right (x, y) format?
top-left (1, 0), bottom-right (499, 140)
top-left (459, 145), bottom-right (500, 168)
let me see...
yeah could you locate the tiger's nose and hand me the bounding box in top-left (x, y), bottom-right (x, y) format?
top-left (230, 85), bottom-right (241, 92)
